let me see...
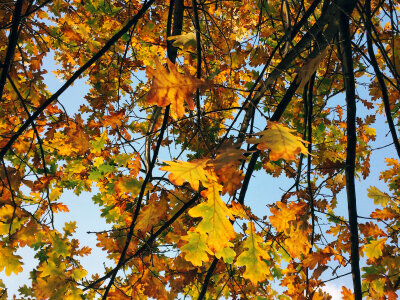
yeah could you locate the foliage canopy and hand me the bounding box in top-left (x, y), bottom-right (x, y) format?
top-left (1, 0), bottom-right (400, 298)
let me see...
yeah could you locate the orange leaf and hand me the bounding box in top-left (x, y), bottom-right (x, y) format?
top-left (146, 57), bottom-right (207, 118)
top-left (341, 286), bottom-right (354, 299)
top-left (136, 194), bottom-right (168, 233)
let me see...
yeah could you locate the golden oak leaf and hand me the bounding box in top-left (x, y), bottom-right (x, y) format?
top-left (235, 222), bottom-right (271, 284)
top-left (167, 32), bottom-right (197, 50)
top-left (180, 231), bottom-right (213, 266)
top-left (230, 201), bottom-right (248, 219)
top-left (188, 182), bottom-right (236, 253)
top-left (146, 57), bottom-right (206, 118)
top-left (136, 194), bottom-right (168, 233)
top-left (0, 245), bottom-right (23, 276)
top-left (247, 122), bottom-right (309, 161)
top-left (367, 186), bottom-right (391, 207)
top-left (371, 208), bottom-right (397, 220)
top-left (364, 238), bottom-right (386, 259)
top-left (161, 159), bottom-right (210, 191)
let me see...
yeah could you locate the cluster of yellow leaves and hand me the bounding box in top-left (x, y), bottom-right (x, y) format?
top-left (162, 158), bottom-right (274, 284)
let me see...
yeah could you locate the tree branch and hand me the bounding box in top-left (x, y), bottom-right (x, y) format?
top-left (338, 8), bottom-right (362, 299)
top-left (0, 0), bottom-right (24, 102)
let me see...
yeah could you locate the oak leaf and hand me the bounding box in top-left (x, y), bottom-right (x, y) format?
top-left (0, 245), bottom-right (23, 276)
top-left (269, 201), bottom-right (307, 232)
top-left (364, 238), bottom-right (386, 259)
top-left (341, 286), bottom-right (354, 299)
top-left (235, 222), bottom-right (271, 284)
top-left (188, 182), bottom-right (236, 253)
top-left (180, 231), bottom-right (213, 266)
top-left (136, 194), bottom-right (168, 233)
top-left (296, 48), bottom-right (327, 90)
top-left (146, 57), bottom-right (207, 118)
top-left (167, 32), bottom-right (197, 50)
top-left (247, 122), bottom-right (309, 161)
top-left (212, 143), bottom-right (247, 171)
top-left (367, 186), bottom-right (391, 206)
top-left (161, 159), bottom-right (210, 191)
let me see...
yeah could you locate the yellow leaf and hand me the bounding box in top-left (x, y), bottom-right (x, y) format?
top-left (235, 222), bottom-right (271, 284)
top-left (364, 238), bottom-right (386, 259)
top-left (161, 159), bottom-right (210, 191)
top-left (167, 32), bottom-right (197, 51)
top-left (215, 243), bottom-right (236, 264)
top-left (247, 122), bottom-right (309, 161)
top-left (367, 186), bottom-right (391, 207)
top-left (146, 57), bottom-right (207, 118)
top-left (0, 246), bottom-right (23, 276)
top-left (188, 182), bottom-right (236, 253)
top-left (180, 231), bottom-right (213, 266)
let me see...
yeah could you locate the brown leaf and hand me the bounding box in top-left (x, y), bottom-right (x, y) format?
top-left (296, 48), bottom-right (327, 90)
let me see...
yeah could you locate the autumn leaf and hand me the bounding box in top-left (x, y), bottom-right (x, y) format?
top-left (296, 48), bottom-right (328, 90)
top-left (180, 231), bottom-right (213, 266)
top-left (146, 57), bottom-right (207, 118)
top-left (167, 32), bottom-right (197, 51)
top-left (90, 131), bottom-right (108, 154)
top-left (364, 238), bottom-right (386, 259)
top-left (303, 247), bottom-right (334, 269)
top-left (341, 286), bottom-right (354, 299)
top-left (367, 186), bottom-right (391, 206)
top-left (211, 142), bottom-right (247, 171)
top-left (136, 194), bottom-right (168, 233)
top-left (0, 245), bottom-right (23, 276)
top-left (269, 201), bottom-right (307, 232)
top-left (247, 122), bottom-right (309, 161)
top-left (235, 222), bottom-right (271, 284)
top-left (188, 181), bottom-right (236, 253)
top-left (161, 159), bottom-right (211, 191)
top-left (216, 166), bottom-right (244, 196)
top-left (392, 35), bottom-right (400, 75)
top-left (284, 223), bottom-right (311, 258)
